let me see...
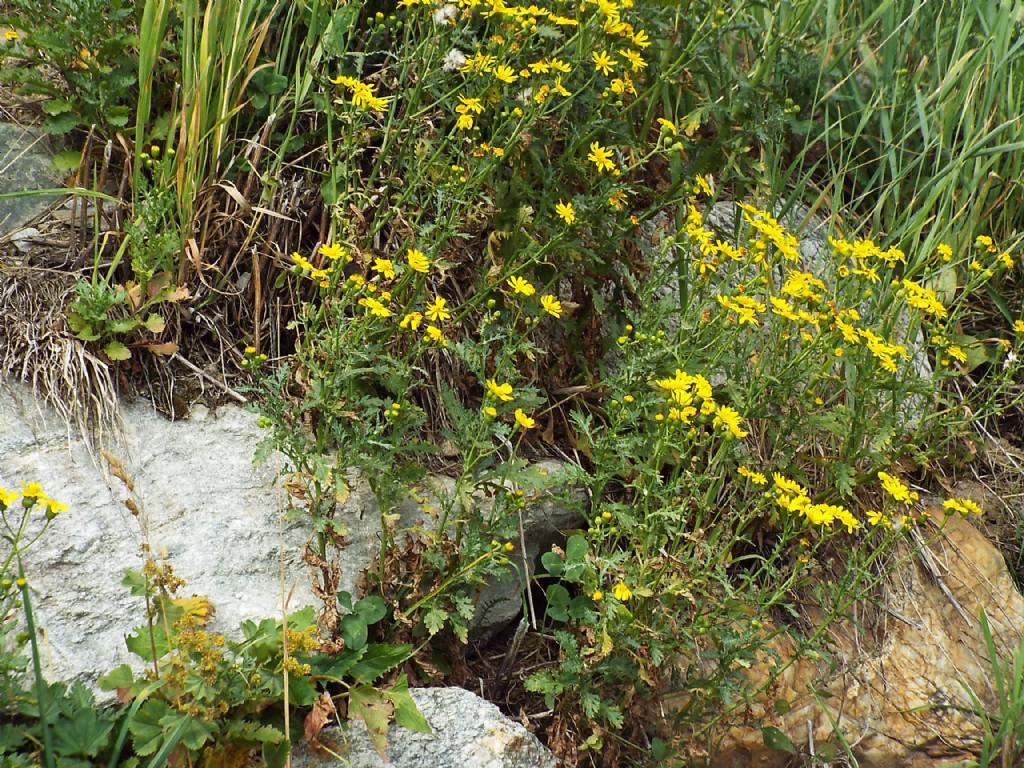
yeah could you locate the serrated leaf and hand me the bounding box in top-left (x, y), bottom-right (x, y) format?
top-left (52, 149), bottom-right (82, 172)
top-left (43, 112), bottom-right (81, 134)
top-left (41, 99), bottom-right (73, 115)
top-left (348, 685), bottom-right (393, 758)
top-left (350, 643), bottom-right (411, 683)
top-left (104, 341), bottom-right (132, 360)
top-left (52, 706), bottom-right (114, 758)
top-left (127, 700), bottom-right (171, 756)
top-left (386, 674), bottom-right (431, 734)
top-left (98, 664), bottom-right (133, 691)
top-left (143, 313), bottom-right (165, 333)
top-left (107, 317), bottom-right (140, 334)
top-left (423, 607), bottom-right (447, 636)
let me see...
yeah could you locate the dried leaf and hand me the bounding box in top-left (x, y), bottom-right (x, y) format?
top-left (304, 691), bottom-right (337, 748)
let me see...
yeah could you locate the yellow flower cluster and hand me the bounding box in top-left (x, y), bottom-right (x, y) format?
top-left (772, 474), bottom-right (861, 533)
top-left (0, 482), bottom-right (68, 518)
top-left (330, 74), bottom-right (390, 111)
top-left (652, 369), bottom-right (747, 438)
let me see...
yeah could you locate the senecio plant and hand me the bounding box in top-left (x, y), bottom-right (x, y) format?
top-left (244, 0), bottom-right (1024, 763)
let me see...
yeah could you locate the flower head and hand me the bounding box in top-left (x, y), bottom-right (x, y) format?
top-left (507, 275), bottom-right (536, 296)
top-left (612, 582), bottom-right (632, 601)
top-left (407, 248), bottom-right (430, 273)
top-left (319, 243), bottom-right (348, 261)
top-left (555, 201), bottom-right (576, 225)
top-left (592, 50), bottom-right (617, 76)
top-left (372, 258), bottom-right (396, 280)
top-left (486, 379), bottom-right (514, 402)
top-left (514, 408), bottom-right (536, 429)
top-left (540, 295), bottom-right (562, 318)
top-left (425, 296), bottom-right (451, 322)
top-left (587, 142), bottom-right (616, 174)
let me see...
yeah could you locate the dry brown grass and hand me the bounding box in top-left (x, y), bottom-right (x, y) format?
top-left (0, 263), bottom-right (120, 446)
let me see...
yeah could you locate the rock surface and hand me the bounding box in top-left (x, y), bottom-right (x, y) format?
top-left (0, 382), bottom-right (315, 689)
top-left (713, 509), bottom-right (1024, 767)
top-left (0, 382), bottom-right (583, 687)
top-left (293, 687), bottom-right (557, 768)
top-left (0, 123), bottom-right (63, 235)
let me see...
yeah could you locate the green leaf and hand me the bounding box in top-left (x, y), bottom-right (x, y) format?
top-left (52, 149), bottom-right (83, 172)
top-left (104, 341), bottom-right (132, 361)
top-left (106, 317), bottom-right (140, 334)
top-left (761, 726), bottom-right (797, 754)
top-left (565, 535), bottom-right (587, 564)
top-left (386, 674), bottom-right (431, 735)
top-left (52, 707), bottom-right (114, 758)
top-left (340, 614), bottom-right (368, 652)
top-left (354, 596), bottom-right (387, 625)
top-left (350, 643), bottom-right (412, 683)
top-left (545, 584), bottom-right (570, 622)
top-left (349, 685), bottom-right (393, 758)
top-left (107, 105), bottom-right (131, 127)
top-left (43, 112), bottom-right (81, 134)
top-left (423, 607), bottom-right (447, 636)
top-left (225, 721), bottom-right (284, 745)
top-left (98, 664), bottom-right (133, 692)
top-left (262, 738), bottom-right (290, 768)
top-left (159, 710), bottom-right (217, 751)
top-left (143, 314), bottom-right (165, 333)
top-left (541, 551), bottom-right (564, 576)
top-left (41, 99), bottom-right (73, 115)
top-left (127, 700), bottom-right (171, 757)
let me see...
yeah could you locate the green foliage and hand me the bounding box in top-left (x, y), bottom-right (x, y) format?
top-left (0, 0), bottom-right (137, 134)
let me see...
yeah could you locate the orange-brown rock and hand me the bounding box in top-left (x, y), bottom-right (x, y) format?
top-left (714, 509), bottom-right (1024, 767)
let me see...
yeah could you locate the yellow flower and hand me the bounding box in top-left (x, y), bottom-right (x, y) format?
top-left (483, 405), bottom-right (498, 417)
top-left (612, 582), bottom-right (632, 601)
top-left (456, 95), bottom-right (484, 114)
top-left (493, 64), bottom-right (518, 83)
top-left (424, 325), bottom-right (447, 345)
top-left (42, 497), bottom-right (68, 516)
top-left (656, 117), bottom-right (677, 135)
top-left (486, 379), bottom-right (514, 402)
top-left (713, 405), bottom-right (748, 439)
top-left (587, 141), bottom-right (616, 174)
top-left (372, 258), bottom-right (396, 279)
top-left (999, 251), bottom-right (1015, 269)
top-left (878, 471), bottom-right (919, 505)
top-left (4, 29), bottom-right (19, 41)
top-left (555, 201), bottom-right (576, 225)
top-left (21, 482), bottom-right (43, 499)
top-left (0, 487), bottom-right (18, 507)
top-left (358, 296), bottom-right (392, 318)
top-left (773, 474), bottom-right (806, 497)
top-left (507, 275), bottom-right (536, 296)
top-left (407, 248), bottom-right (430, 273)
top-left (632, 30), bottom-right (650, 48)
top-left (540, 294), bottom-right (562, 318)
top-left (737, 466), bottom-right (767, 485)
top-left (937, 243), bottom-right (953, 261)
top-left (866, 509), bottom-right (891, 528)
top-left (456, 113), bottom-right (474, 130)
top-left (944, 498), bottom-right (982, 517)
top-left (591, 590), bottom-right (603, 602)
top-left (400, 311), bottom-right (423, 330)
top-left (618, 48), bottom-right (646, 71)
top-left (901, 279), bottom-right (947, 319)
top-left (592, 50), bottom-right (617, 75)
top-left (514, 408), bottom-right (536, 429)
top-left (425, 297), bottom-right (452, 322)
top-left (1013, 320), bottom-right (1024, 333)
top-left (319, 243), bottom-right (347, 261)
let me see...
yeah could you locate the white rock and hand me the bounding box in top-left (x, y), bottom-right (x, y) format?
top-left (292, 687), bottom-right (556, 768)
top-left (0, 381), bottom-right (316, 691)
